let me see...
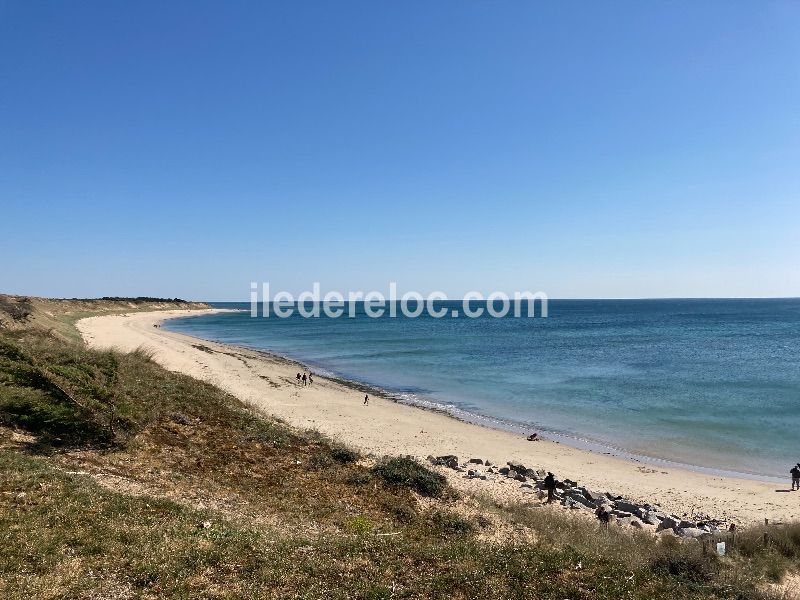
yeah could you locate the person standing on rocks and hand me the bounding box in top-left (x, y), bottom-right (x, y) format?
top-left (791, 464), bottom-right (800, 490)
top-left (543, 471), bottom-right (556, 503)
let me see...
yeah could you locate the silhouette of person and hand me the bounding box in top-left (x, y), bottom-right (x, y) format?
top-left (543, 471), bottom-right (556, 503)
top-left (364, 394), bottom-right (369, 406)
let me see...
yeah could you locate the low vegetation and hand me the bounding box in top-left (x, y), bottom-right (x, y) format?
top-left (373, 456), bottom-right (448, 498)
top-left (0, 298), bottom-right (798, 598)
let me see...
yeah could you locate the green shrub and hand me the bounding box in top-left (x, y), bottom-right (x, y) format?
top-left (649, 536), bottom-right (716, 583)
top-left (346, 515), bottom-right (373, 535)
top-left (330, 445), bottom-right (359, 463)
top-left (372, 457), bottom-right (446, 497)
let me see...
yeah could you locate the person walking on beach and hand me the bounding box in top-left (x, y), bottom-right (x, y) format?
top-left (296, 373), bottom-right (302, 385)
top-left (543, 471), bottom-right (556, 503)
top-left (364, 394), bottom-right (369, 406)
top-left (302, 373), bottom-right (307, 386)
top-left (308, 373), bottom-right (313, 385)
top-left (791, 464), bottom-right (800, 490)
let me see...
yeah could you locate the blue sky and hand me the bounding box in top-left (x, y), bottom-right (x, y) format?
top-left (1, 1), bottom-right (798, 300)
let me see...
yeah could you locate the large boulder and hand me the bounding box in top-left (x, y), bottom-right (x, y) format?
top-left (563, 497), bottom-right (588, 510)
top-left (613, 500), bottom-right (641, 515)
top-left (564, 489), bottom-right (594, 509)
top-left (656, 516), bottom-right (680, 532)
top-left (507, 462), bottom-right (528, 474)
top-left (581, 488), bottom-right (606, 502)
top-left (640, 511), bottom-right (662, 526)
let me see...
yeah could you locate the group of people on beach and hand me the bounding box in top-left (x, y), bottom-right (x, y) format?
top-left (295, 372), bottom-right (313, 386)
top-left (294, 370), bottom-right (371, 408)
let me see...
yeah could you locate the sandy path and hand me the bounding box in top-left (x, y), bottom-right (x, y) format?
top-left (77, 309), bottom-right (799, 525)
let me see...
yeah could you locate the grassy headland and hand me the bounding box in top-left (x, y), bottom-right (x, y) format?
top-left (0, 296), bottom-right (797, 599)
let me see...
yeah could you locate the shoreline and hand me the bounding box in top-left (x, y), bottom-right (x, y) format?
top-left (178, 333), bottom-right (786, 486)
top-left (77, 309), bottom-right (800, 525)
top-left (163, 310), bottom-right (785, 485)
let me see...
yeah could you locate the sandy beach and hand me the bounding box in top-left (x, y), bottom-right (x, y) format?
top-left (77, 309), bottom-right (799, 526)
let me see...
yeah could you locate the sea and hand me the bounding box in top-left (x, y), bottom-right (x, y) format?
top-left (162, 299), bottom-right (800, 481)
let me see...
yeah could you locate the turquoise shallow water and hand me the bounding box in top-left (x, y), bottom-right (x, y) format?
top-left (164, 299), bottom-right (800, 479)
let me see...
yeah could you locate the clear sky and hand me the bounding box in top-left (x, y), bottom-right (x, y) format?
top-left (1, 1), bottom-right (798, 300)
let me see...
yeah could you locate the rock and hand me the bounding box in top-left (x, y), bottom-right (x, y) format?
top-left (641, 511), bottom-right (662, 526)
top-left (614, 500), bottom-right (641, 514)
top-left (434, 455), bottom-right (459, 469)
top-left (611, 510), bottom-right (633, 519)
top-left (656, 516), bottom-right (680, 532)
top-left (629, 518), bottom-right (644, 529)
top-left (563, 478), bottom-right (578, 488)
top-left (469, 458), bottom-right (484, 465)
top-left (499, 467), bottom-right (510, 475)
top-left (678, 520), bottom-right (696, 529)
top-left (563, 498), bottom-right (582, 509)
top-left (484, 460), bottom-right (493, 467)
top-left (579, 487), bottom-right (599, 501)
top-left (507, 470), bottom-right (518, 479)
top-left (564, 490), bottom-right (594, 509)
top-left (677, 527), bottom-right (710, 539)
top-left (507, 462), bottom-right (528, 474)
top-left (520, 483), bottom-right (534, 489)
top-left (514, 473), bottom-right (528, 482)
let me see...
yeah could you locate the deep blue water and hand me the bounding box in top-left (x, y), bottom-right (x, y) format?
top-left (163, 299), bottom-right (800, 478)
